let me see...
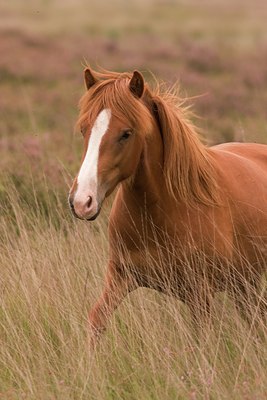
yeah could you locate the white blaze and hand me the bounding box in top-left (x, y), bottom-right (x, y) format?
top-left (76, 108), bottom-right (111, 202)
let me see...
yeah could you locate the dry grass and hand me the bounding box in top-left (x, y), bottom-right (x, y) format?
top-left (0, 181), bottom-right (266, 399)
top-left (1, 0), bottom-right (267, 398)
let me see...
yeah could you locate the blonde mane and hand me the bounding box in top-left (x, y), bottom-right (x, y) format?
top-left (77, 68), bottom-right (219, 206)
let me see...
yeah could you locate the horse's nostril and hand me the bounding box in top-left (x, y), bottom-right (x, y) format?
top-left (86, 196), bottom-right (92, 209)
top-left (69, 197), bottom-right (74, 209)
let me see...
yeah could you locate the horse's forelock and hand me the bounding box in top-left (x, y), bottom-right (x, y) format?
top-left (77, 71), bottom-right (152, 135)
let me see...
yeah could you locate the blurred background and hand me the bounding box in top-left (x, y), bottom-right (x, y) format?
top-left (1, 0), bottom-right (267, 197)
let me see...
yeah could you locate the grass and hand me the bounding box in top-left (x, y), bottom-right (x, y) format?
top-left (0, 181), bottom-right (266, 399)
top-left (1, 0), bottom-right (267, 398)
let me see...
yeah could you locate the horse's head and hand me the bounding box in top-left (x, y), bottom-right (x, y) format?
top-left (69, 68), bottom-right (153, 220)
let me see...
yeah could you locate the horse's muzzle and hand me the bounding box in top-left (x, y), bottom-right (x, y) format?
top-left (68, 194), bottom-right (101, 221)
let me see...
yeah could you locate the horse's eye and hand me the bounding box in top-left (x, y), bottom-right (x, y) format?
top-left (119, 130), bottom-right (132, 142)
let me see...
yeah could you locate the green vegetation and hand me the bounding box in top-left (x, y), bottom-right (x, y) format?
top-left (0, 1), bottom-right (267, 398)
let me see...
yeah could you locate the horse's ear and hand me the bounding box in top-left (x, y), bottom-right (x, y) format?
top-left (84, 68), bottom-right (97, 90)
top-left (129, 70), bottom-right (144, 98)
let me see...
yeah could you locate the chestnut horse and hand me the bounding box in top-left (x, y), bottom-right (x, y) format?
top-left (69, 68), bottom-right (267, 344)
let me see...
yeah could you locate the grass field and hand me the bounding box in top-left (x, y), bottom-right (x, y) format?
top-left (1, 1), bottom-right (267, 399)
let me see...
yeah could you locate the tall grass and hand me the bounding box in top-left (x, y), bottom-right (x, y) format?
top-left (0, 179), bottom-right (266, 399)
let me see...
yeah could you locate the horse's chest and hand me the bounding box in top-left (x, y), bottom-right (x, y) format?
top-left (110, 206), bottom-right (233, 294)
top-left (124, 243), bottom-right (227, 297)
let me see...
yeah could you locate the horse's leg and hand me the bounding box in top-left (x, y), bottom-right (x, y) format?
top-left (88, 262), bottom-right (135, 348)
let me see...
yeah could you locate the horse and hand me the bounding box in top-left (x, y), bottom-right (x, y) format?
top-left (69, 67), bottom-right (267, 345)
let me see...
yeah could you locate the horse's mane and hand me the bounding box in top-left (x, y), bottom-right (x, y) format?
top-left (77, 68), bottom-right (219, 206)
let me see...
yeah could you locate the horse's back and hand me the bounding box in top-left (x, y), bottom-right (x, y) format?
top-left (212, 142), bottom-right (267, 204)
top-left (212, 142), bottom-right (267, 169)
top-left (212, 142), bottom-right (267, 187)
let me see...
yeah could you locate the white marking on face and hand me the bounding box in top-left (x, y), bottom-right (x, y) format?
top-left (75, 108), bottom-right (111, 204)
